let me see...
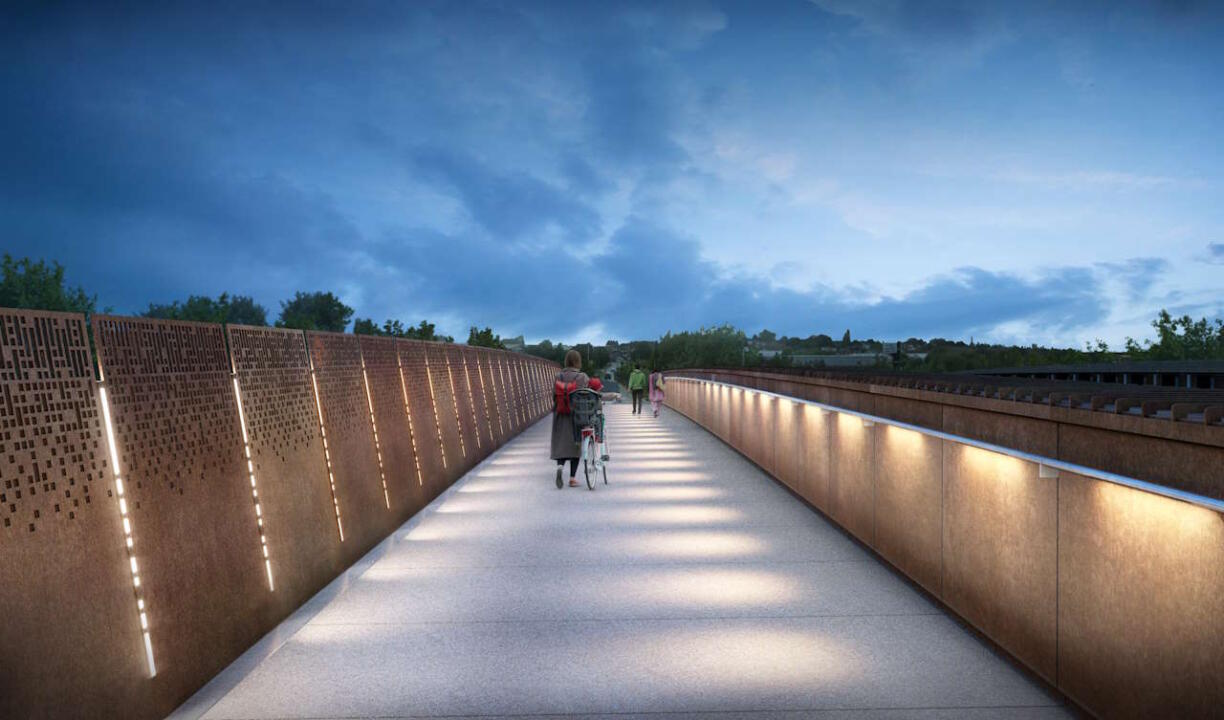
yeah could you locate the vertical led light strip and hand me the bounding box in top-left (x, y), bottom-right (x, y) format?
top-left (488, 356), bottom-right (505, 438)
top-left (98, 384), bottom-right (156, 678)
top-left (444, 357), bottom-right (466, 460)
top-left (396, 351), bottom-right (425, 487)
top-left (310, 368), bottom-right (345, 541)
top-left (474, 355), bottom-right (495, 444)
top-left (361, 358), bottom-right (392, 509)
top-left (423, 352), bottom-right (447, 469)
top-left (461, 355), bottom-right (482, 450)
top-left (231, 376), bottom-right (274, 590)
top-left (513, 361), bottom-right (525, 426)
top-left (497, 358), bottom-right (511, 429)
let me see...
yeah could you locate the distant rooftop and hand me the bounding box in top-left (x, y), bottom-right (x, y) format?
top-left (970, 360), bottom-right (1224, 376)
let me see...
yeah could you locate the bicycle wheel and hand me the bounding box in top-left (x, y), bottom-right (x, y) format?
top-left (582, 437), bottom-right (595, 490)
top-left (595, 438), bottom-right (608, 484)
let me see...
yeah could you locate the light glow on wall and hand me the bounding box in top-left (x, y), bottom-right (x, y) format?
top-left (395, 354), bottom-right (425, 487)
top-left (444, 357), bottom-right (467, 460)
top-left (423, 353), bottom-right (448, 470)
top-left (474, 355), bottom-right (496, 443)
top-left (460, 355), bottom-right (482, 450)
top-left (499, 358), bottom-right (513, 427)
top-left (361, 363), bottom-right (392, 509)
top-left (98, 384), bottom-right (157, 677)
top-left (231, 376), bottom-right (275, 590)
top-left (881, 422), bottom-right (925, 456)
top-left (310, 370), bottom-right (345, 541)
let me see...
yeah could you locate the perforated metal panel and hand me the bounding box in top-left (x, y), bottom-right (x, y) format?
top-left (396, 340), bottom-right (446, 499)
top-left (495, 355), bottom-right (516, 433)
top-left (422, 342), bottom-right (463, 480)
top-left (93, 315), bottom-right (272, 704)
top-left (358, 336), bottom-right (424, 519)
top-left (462, 347), bottom-right (495, 450)
top-left (478, 351), bottom-right (504, 443)
top-left (447, 345), bottom-right (480, 465)
top-left (227, 325), bottom-right (343, 611)
top-left (0, 309), bottom-right (145, 716)
top-left (306, 331), bottom-right (389, 558)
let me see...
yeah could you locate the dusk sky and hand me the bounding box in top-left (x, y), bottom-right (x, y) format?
top-left (3, 1), bottom-right (1222, 345)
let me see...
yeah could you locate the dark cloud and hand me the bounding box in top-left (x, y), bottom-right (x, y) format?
top-left (408, 148), bottom-right (601, 241)
top-left (1207, 243), bottom-right (1224, 263)
top-left (0, 1), bottom-right (1197, 344)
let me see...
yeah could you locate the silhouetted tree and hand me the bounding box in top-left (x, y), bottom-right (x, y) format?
top-left (353, 317), bottom-right (452, 341)
top-left (276, 291), bottom-right (353, 332)
top-left (467, 326), bottom-right (506, 349)
top-left (1125, 309), bottom-right (1224, 360)
top-left (0, 254), bottom-right (97, 314)
top-left (144, 293), bottom-right (267, 325)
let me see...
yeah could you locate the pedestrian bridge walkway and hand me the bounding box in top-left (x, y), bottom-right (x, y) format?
top-left (175, 402), bottom-right (1068, 719)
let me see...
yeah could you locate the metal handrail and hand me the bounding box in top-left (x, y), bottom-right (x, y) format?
top-left (670, 375), bottom-right (1224, 515)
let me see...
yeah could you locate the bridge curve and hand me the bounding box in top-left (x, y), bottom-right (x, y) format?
top-left (176, 401), bottom-right (1068, 719)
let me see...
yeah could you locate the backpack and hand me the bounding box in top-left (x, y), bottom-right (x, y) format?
top-left (554, 378), bottom-right (579, 414)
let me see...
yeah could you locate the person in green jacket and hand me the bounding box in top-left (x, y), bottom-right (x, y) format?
top-left (627, 364), bottom-right (647, 415)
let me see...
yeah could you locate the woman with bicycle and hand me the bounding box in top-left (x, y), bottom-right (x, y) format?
top-left (550, 349), bottom-right (589, 488)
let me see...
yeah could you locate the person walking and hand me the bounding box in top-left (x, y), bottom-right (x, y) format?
top-left (648, 368), bottom-right (665, 418)
top-left (627, 364), bottom-right (647, 414)
top-left (551, 349), bottom-right (589, 488)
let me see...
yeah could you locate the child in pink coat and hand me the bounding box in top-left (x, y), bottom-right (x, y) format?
top-left (647, 371), bottom-right (665, 417)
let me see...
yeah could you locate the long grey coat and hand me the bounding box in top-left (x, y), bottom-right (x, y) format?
top-left (550, 368), bottom-right (589, 460)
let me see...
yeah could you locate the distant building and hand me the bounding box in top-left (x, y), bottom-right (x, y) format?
top-left (791, 353), bottom-right (889, 367)
top-left (504, 335), bottom-right (526, 352)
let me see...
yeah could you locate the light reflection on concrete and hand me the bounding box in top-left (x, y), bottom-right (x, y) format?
top-left (621, 530), bottom-right (769, 559)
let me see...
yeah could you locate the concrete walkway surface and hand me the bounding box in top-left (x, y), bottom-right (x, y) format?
top-left (175, 402), bottom-right (1071, 719)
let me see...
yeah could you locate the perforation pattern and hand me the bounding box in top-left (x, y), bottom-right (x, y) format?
top-left (480, 352), bottom-right (504, 441)
top-left (93, 317), bottom-right (243, 502)
top-left (94, 315), bottom-right (275, 679)
top-left (0, 310), bottom-right (106, 534)
top-left (426, 343), bottom-right (462, 472)
top-left (306, 333), bottom-right (368, 437)
top-left (447, 345), bottom-right (478, 457)
top-left (396, 340), bottom-right (445, 492)
top-left (463, 347), bottom-right (494, 448)
top-left (307, 331), bottom-right (390, 552)
top-left (359, 336), bottom-right (421, 507)
top-left (227, 324), bottom-right (343, 612)
top-left (227, 327), bottom-right (320, 463)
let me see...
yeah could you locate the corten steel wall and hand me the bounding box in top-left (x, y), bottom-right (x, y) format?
top-left (447, 345), bottom-right (482, 467)
top-left (0, 308), bottom-right (555, 720)
top-left (397, 340), bottom-right (448, 502)
top-left (306, 331), bottom-right (394, 559)
top-left (425, 342), bottom-right (466, 478)
top-left (476, 350), bottom-right (504, 444)
top-left (666, 376), bottom-right (1224, 720)
top-left (93, 316), bottom-right (276, 713)
top-left (358, 336), bottom-right (427, 517)
top-left (228, 325), bottom-right (344, 613)
top-left (682, 368), bottom-right (1224, 500)
top-left (461, 347), bottom-right (494, 450)
top-left (0, 310), bottom-right (145, 718)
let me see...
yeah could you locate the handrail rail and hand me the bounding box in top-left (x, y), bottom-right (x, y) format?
top-left (671, 375), bottom-right (1224, 515)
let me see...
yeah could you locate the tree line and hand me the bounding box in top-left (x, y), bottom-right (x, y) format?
top-left (0, 254), bottom-right (503, 348)
top-left (4, 253), bottom-right (1222, 369)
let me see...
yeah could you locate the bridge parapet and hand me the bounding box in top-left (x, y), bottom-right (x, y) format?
top-left (666, 375), bottom-right (1224, 720)
top-left (0, 307), bottom-right (557, 719)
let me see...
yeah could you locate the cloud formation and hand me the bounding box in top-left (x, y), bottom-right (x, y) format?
top-left (1, 1), bottom-right (1220, 346)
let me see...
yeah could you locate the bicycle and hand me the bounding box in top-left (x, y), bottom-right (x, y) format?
top-left (568, 388), bottom-right (609, 490)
